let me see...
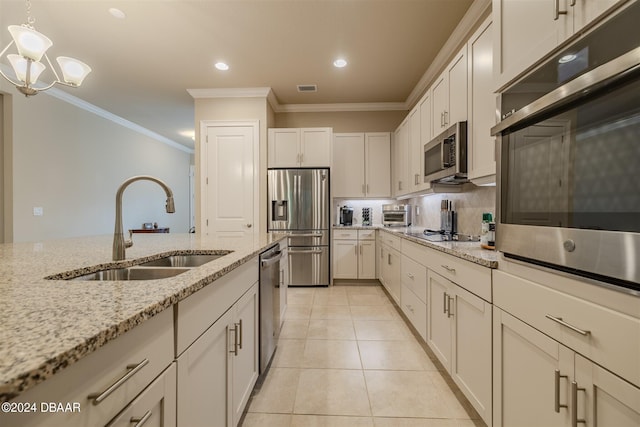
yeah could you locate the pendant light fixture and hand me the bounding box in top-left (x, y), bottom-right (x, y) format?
top-left (0, 0), bottom-right (91, 97)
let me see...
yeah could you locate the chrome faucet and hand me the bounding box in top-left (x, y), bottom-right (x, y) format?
top-left (113, 175), bottom-right (175, 261)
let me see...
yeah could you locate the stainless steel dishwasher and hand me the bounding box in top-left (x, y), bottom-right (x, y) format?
top-left (259, 243), bottom-right (282, 375)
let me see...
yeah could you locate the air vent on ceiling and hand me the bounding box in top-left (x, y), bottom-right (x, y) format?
top-left (297, 84), bottom-right (317, 93)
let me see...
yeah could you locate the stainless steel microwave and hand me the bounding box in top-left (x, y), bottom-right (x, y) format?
top-left (423, 121), bottom-right (468, 184)
top-left (492, 1), bottom-right (640, 292)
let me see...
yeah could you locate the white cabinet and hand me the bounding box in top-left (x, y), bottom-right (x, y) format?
top-left (393, 119), bottom-right (410, 197)
top-left (332, 132), bottom-right (390, 198)
top-left (0, 309), bottom-right (174, 427)
top-left (493, 0), bottom-right (625, 89)
top-left (107, 363), bottom-right (177, 427)
top-left (176, 259), bottom-right (259, 427)
top-left (426, 269), bottom-right (492, 425)
top-left (407, 107), bottom-right (429, 193)
top-left (467, 17), bottom-right (496, 184)
top-left (177, 308), bottom-right (233, 427)
top-left (333, 229), bottom-right (376, 280)
top-left (400, 254), bottom-right (428, 340)
top-left (177, 282), bottom-right (258, 427)
top-left (432, 46), bottom-right (468, 137)
top-left (493, 308), bottom-right (640, 427)
top-left (378, 232), bottom-right (401, 304)
top-left (268, 128), bottom-right (332, 167)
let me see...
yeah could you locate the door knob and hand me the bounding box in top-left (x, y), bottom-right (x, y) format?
top-left (247, 224), bottom-right (252, 228)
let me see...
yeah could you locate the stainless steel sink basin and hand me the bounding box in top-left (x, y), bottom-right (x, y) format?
top-left (138, 253), bottom-right (227, 268)
top-left (72, 267), bottom-right (191, 281)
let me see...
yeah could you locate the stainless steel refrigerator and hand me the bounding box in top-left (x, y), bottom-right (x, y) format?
top-left (268, 168), bottom-right (330, 287)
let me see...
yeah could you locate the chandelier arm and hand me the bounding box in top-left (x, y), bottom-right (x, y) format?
top-left (0, 67), bottom-right (24, 87)
top-left (0, 40), bottom-right (16, 58)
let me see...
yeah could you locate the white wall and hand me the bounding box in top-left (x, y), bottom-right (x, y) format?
top-left (7, 90), bottom-right (192, 243)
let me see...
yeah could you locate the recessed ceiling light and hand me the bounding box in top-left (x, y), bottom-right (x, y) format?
top-left (333, 58), bottom-right (347, 68)
top-left (108, 8), bottom-right (126, 19)
top-left (559, 54), bottom-right (577, 64)
top-left (215, 62), bottom-right (229, 71)
top-left (180, 130), bottom-right (195, 140)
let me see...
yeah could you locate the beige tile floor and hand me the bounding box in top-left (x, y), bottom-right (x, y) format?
top-left (242, 284), bottom-right (485, 427)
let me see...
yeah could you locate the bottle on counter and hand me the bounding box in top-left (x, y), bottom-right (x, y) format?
top-left (481, 213), bottom-right (495, 249)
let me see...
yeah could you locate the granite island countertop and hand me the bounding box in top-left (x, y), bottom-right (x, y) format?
top-left (333, 225), bottom-right (498, 268)
top-left (0, 233), bottom-right (285, 402)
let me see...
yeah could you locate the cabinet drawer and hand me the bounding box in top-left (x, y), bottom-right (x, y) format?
top-left (494, 270), bottom-right (640, 387)
top-left (358, 229), bottom-right (376, 240)
top-left (176, 259), bottom-right (258, 355)
top-left (401, 283), bottom-right (427, 341)
top-left (379, 231), bottom-right (402, 249)
top-left (401, 255), bottom-right (427, 303)
top-left (427, 249), bottom-right (492, 302)
top-left (333, 229), bottom-right (358, 240)
top-left (1, 309), bottom-right (174, 427)
top-left (106, 363), bottom-right (176, 427)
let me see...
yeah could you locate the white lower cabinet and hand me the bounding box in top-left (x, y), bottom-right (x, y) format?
top-left (427, 270), bottom-right (492, 425)
top-left (333, 229), bottom-right (376, 280)
top-left (379, 243), bottom-right (401, 304)
top-left (400, 253), bottom-right (427, 340)
top-left (107, 363), bottom-right (177, 427)
top-left (177, 281), bottom-right (258, 427)
top-left (493, 307), bottom-right (640, 427)
top-left (0, 308), bottom-right (174, 427)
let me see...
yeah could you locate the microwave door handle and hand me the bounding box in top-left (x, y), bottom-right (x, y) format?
top-left (440, 141), bottom-right (446, 170)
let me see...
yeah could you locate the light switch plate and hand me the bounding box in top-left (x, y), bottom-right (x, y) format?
top-left (33, 207), bottom-right (43, 216)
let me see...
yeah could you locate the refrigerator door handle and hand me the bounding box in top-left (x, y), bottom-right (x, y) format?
top-left (289, 248), bottom-right (324, 254)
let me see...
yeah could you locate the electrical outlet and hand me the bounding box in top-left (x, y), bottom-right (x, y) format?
top-left (33, 207), bottom-right (43, 216)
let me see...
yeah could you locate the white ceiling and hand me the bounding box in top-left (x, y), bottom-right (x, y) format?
top-left (0, 0), bottom-right (476, 148)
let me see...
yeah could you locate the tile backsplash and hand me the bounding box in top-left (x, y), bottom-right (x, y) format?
top-left (408, 185), bottom-right (496, 236)
top-left (334, 185), bottom-right (496, 236)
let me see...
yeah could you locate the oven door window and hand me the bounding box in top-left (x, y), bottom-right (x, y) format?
top-left (501, 76), bottom-right (640, 233)
top-left (424, 142), bottom-right (443, 176)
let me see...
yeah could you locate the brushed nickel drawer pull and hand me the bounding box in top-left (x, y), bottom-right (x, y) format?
top-left (229, 323), bottom-right (239, 356)
top-left (554, 370), bottom-right (568, 413)
top-left (443, 292), bottom-right (448, 314)
top-left (88, 359), bottom-right (149, 405)
top-left (130, 410), bottom-right (152, 427)
top-left (441, 265), bottom-right (456, 274)
top-left (238, 319), bottom-right (243, 350)
top-left (545, 315), bottom-right (591, 336)
top-left (447, 295), bottom-right (454, 318)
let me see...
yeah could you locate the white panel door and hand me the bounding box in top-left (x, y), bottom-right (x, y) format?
top-left (365, 132), bottom-right (391, 197)
top-left (204, 124), bottom-right (256, 239)
top-left (427, 271), bottom-right (453, 369)
top-left (358, 240), bottom-right (377, 279)
top-left (333, 133), bottom-right (365, 197)
top-left (333, 240), bottom-right (358, 279)
top-left (448, 46), bottom-right (468, 126)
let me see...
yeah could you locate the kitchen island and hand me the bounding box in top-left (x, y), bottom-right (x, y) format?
top-left (0, 232), bottom-right (284, 404)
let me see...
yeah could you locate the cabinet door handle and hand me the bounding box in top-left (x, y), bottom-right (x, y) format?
top-left (388, 254), bottom-right (391, 265)
top-left (229, 323), bottom-right (239, 356)
top-left (554, 370), bottom-right (569, 413)
top-left (443, 292), bottom-right (448, 314)
top-left (366, 184), bottom-right (369, 194)
top-left (447, 295), bottom-right (454, 318)
top-left (237, 319), bottom-right (243, 350)
top-left (569, 0), bottom-right (576, 5)
top-left (441, 264), bottom-right (456, 274)
top-left (554, 0), bottom-right (568, 20)
top-left (88, 359), bottom-right (149, 405)
top-left (407, 273), bottom-right (415, 280)
top-left (444, 111), bottom-right (448, 126)
top-left (130, 410), bottom-right (152, 427)
top-left (571, 381), bottom-right (587, 426)
top-left (360, 245), bottom-right (363, 255)
top-left (545, 315), bottom-right (591, 336)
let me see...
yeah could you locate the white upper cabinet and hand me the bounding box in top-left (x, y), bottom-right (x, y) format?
top-left (393, 119), bottom-right (410, 197)
top-left (407, 107), bottom-right (425, 193)
top-left (493, 0), bottom-right (625, 90)
top-left (432, 46), bottom-right (468, 137)
top-left (268, 127), bottom-right (332, 167)
top-left (332, 132), bottom-right (390, 198)
top-left (467, 17), bottom-right (497, 184)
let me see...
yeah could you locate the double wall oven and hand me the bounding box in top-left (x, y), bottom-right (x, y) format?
top-left (492, 0), bottom-right (640, 293)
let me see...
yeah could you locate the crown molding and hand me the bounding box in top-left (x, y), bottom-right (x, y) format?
top-left (275, 102), bottom-right (408, 113)
top-left (45, 87), bottom-right (194, 154)
top-left (405, 0), bottom-right (492, 109)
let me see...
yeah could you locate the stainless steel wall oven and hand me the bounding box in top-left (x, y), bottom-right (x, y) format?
top-left (492, 0), bottom-right (640, 292)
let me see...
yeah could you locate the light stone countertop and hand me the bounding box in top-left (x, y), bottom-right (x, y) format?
top-left (333, 225), bottom-right (498, 268)
top-left (0, 233), bottom-right (285, 402)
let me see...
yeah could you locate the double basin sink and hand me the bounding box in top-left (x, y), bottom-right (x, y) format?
top-left (65, 252), bottom-right (232, 281)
